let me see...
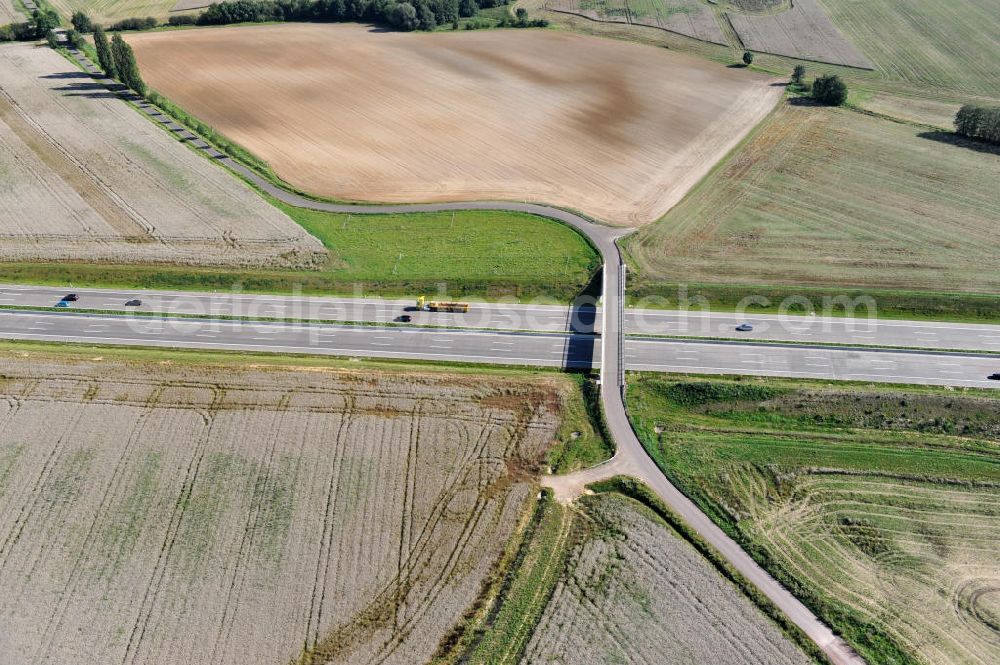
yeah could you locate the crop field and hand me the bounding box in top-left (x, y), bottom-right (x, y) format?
top-left (544, 0), bottom-right (727, 45)
top-left (625, 101), bottom-right (1000, 296)
top-left (727, 0), bottom-right (872, 68)
top-left (129, 24), bottom-right (781, 226)
top-left (523, 492), bottom-right (811, 664)
top-left (627, 373), bottom-right (1000, 664)
top-left (819, 0), bottom-right (1000, 98)
top-left (0, 0), bottom-right (20, 24)
top-left (43, 0), bottom-right (192, 24)
top-left (0, 350), bottom-right (573, 664)
top-left (0, 43), bottom-right (325, 269)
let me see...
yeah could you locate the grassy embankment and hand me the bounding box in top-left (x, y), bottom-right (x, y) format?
top-left (624, 100), bottom-right (1000, 323)
top-left (626, 372), bottom-right (1000, 665)
top-left (0, 204), bottom-right (600, 302)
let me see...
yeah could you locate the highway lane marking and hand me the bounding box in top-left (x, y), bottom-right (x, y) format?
top-left (0, 331), bottom-right (576, 366)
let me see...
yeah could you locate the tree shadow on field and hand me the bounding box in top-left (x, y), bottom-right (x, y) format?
top-left (40, 71), bottom-right (90, 79)
top-left (788, 96), bottom-right (823, 106)
top-left (561, 267), bottom-right (601, 372)
top-left (918, 131), bottom-right (1000, 156)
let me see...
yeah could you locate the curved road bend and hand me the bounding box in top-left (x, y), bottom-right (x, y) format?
top-left (61, 44), bottom-right (864, 665)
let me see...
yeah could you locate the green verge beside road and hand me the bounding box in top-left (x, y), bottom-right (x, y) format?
top-left (0, 206), bottom-right (600, 302)
top-left (626, 372), bottom-right (1000, 665)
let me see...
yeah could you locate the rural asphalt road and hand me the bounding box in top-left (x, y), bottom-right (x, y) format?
top-left (5, 284), bottom-right (1000, 353)
top-left (42, 40), bottom-right (884, 665)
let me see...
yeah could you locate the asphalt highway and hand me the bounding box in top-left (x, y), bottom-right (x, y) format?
top-left (3, 310), bottom-right (995, 390)
top-left (4, 284), bottom-right (999, 353)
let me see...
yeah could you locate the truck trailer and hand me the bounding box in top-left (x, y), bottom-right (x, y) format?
top-left (416, 296), bottom-right (469, 313)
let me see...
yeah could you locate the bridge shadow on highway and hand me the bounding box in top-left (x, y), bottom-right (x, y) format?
top-left (562, 267), bottom-right (601, 372)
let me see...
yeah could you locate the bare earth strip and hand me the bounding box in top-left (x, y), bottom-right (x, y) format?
top-left (0, 43), bottom-right (325, 268)
top-left (0, 354), bottom-right (567, 665)
top-left (522, 494), bottom-right (812, 664)
top-left (728, 0), bottom-right (872, 68)
top-left (129, 24), bottom-right (782, 226)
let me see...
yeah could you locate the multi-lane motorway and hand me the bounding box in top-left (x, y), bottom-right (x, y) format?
top-left (4, 284), bottom-right (1000, 353)
top-left (2, 309), bottom-right (996, 388)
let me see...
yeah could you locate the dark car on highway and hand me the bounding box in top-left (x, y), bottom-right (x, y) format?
top-left (735, 323), bottom-right (754, 332)
top-left (989, 373), bottom-right (1000, 381)
top-left (125, 299), bottom-right (142, 307)
top-left (396, 314), bottom-right (412, 323)
top-left (62, 293), bottom-right (79, 302)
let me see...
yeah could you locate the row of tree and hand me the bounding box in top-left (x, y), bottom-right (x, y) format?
top-left (954, 105), bottom-right (1000, 145)
top-left (93, 27), bottom-right (147, 96)
top-left (196, 0), bottom-right (509, 30)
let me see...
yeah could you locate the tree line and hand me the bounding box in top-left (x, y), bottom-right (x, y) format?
top-left (954, 105), bottom-right (1000, 145)
top-left (194, 0), bottom-right (536, 31)
top-left (0, 8), bottom-right (59, 41)
top-left (92, 26), bottom-right (147, 95)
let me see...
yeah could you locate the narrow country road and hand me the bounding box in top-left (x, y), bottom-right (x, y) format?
top-left (54, 40), bottom-right (865, 665)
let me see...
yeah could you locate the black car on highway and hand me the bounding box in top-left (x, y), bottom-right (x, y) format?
top-left (62, 293), bottom-right (79, 302)
top-left (989, 373), bottom-right (1000, 381)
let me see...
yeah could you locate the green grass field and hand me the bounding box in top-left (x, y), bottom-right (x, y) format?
top-left (624, 100), bottom-right (1000, 321)
top-left (0, 205), bottom-right (600, 302)
top-left (627, 372), bottom-right (1000, 665)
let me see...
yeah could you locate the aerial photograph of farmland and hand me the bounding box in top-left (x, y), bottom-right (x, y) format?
top-left (0, 0), bottom-right (997, 662)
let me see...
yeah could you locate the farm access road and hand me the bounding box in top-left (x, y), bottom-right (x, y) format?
top-left (50, 39), bottom-right (868, 664)
top-left (4, 284), bottom-right (1000, 353)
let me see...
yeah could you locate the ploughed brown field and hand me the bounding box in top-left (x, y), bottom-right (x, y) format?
top-left (129, 24), bottom-right (781, 226)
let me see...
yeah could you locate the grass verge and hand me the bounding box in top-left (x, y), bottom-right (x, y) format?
top-left (436, 489), bottom-right (572, 664)
top-left (546, 372), bottom-right (613, 473)
top-left (627, 280), bottom-right (1000, 324)
top-left (0, 205), bottom-right (599, 302)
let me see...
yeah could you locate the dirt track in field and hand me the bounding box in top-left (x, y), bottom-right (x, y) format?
top-left (130, 24), bottom-right (782, 226)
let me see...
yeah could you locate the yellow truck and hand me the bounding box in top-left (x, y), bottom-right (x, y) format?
top-left (416, 296), bottom-right (470, 313)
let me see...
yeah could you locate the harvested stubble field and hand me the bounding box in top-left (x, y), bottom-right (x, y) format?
top-left (0, 0), bottom-right (19, 25)
top-left (0, 351), bottom-right (575, 665)
top-left (129, 24), bottom-right (782, 226)
top-left (625, 101), bottom-right (1000, 296)
top-left (0, 43), bottom-right (324, 269)
top-left (544, 0), bottom-right (727, 45)
top-left (627, 373), bottom-right (1000, 665)
top-left (522, 492), bottom-right (811, 664)
top-left (819, 0), bottom-right (1000, 98)
top-left (43, 0), bottom-right (190, 24)
top-left (726, 0), bottom-right (871, 68)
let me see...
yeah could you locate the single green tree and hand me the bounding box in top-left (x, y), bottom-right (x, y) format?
top-left (388, 2), bottom-right (419, 30)
top-left (417, 3), bottom-right (435, 29)
top-left (31, 9), bottom-right (60, 38)
top-left (791, 64), bottom-right (806, 85)
top-left (45, 29), bottom-right (59, 48)
top-left (458, 0), bottom-right (477, 17)
top-left (111, 33), bottom-right (146, 96)
top-left (742, 50), bottom-right (754, 66)
top-left (93, 26), bottom-right (117, 79)
top-left (515, 6), bottom-right (527, 22)
top-left (71, 10), bottom-right (92, 33)
top-left (812, 73), bottom-right (848, 106)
